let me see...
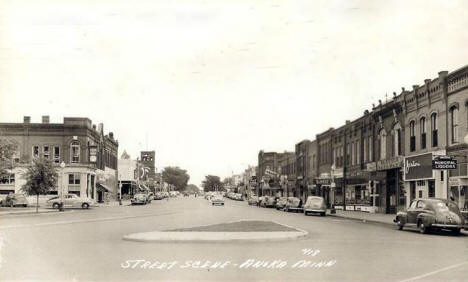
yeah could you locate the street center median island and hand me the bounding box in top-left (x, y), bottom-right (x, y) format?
top-left (123, 220), bottom-right (308, 242)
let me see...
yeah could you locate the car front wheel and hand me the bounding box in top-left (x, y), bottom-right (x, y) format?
top-left (52, 203), bottom-right (60, 209)
top-left (419, 221), bottom-right (430, 234)
top-left (82, 203), bottom-right (89, 209)
top-left (396, 217), bottom-right (404, 230)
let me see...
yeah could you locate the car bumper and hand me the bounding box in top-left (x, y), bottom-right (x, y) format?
top-left (304, 208), bottom-right (326, 213)
top-left (431, 223), bottom-right (468, 230)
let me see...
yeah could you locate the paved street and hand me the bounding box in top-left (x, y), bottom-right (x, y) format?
top-left (1, 197), bottom-right (468, 281)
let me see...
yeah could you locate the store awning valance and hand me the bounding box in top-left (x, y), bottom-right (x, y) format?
top-left (138, 184), bottom-right (150, 191)
top-left (97, 183), bottom-right (110, 192)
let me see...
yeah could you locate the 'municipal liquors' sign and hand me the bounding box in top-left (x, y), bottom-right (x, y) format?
top-left (404, 153), bottom-right (433, 181)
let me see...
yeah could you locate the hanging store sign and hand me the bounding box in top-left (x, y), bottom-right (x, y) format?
top-left (432, 156), bottom-right (457, 170)
top-left (89, 146), bottom-right (97, 163)
top-left (404, 153), bottom-right (434, 181)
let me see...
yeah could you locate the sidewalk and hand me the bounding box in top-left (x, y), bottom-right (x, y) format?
top-left (95, 200), bottom-right (131, 207)
top-left (328, 209), bottom-right (395, 225)
top-left (0, 207), bottom-right (59, 216)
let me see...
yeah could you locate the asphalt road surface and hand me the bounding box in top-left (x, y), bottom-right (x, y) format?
top-left (1, 197), bottom-right (467, 281)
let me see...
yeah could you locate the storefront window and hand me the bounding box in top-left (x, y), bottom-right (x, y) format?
top-left (0, 174), bottom-right (15, 185)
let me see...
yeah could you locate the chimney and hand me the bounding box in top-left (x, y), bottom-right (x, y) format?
top-left (97, 123), bottom-right (103, 133)
top-left (378, 99), bottom-right (382, 105)
top-left (92, 124), bottom-right (96, 130)
top-left (42, 115), bottom-right (50, 124)
top-left (412, 85), bottom-right (419, 91)
top-left (345, 120), bottom-right (350, 124)
top-left (438, 71), bottom-right (448, 80)
top-left (424, 79), bottom-right (431, 84)
top-left (109, 132), bottom-right (114, 139)
top-left (23, 116), bottom-right (31, 124)
top-left (401, 87), bottom-right (405, 92)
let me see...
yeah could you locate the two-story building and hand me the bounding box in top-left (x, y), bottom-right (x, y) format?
top-left (0, 116), bottom-right (118, 202)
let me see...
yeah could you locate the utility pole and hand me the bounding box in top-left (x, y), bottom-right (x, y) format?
top-left (343, 129), bottom-right (347, 211)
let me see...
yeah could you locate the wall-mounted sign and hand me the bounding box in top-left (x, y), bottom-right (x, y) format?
top-left (432, 156), bottom-right (457, 170)
top-left (89, 146), bottom-right (97, 163)
top-left (314, 178), bottom-right (331, 185)
top-left (404, 153), bottom-right (434, 181)
top-left (377, 156), bottom-right (404, 171)
top-left (264, 169), bottom-right (278, 177)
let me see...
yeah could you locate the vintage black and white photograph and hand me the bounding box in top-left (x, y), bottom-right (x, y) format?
top-left (1, 0), bottom-right (468, 281)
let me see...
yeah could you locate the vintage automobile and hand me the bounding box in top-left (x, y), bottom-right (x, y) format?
top-left (1, 193), bottom-right (28, 207)
top-left (284, 197), bottom-right (303, 212)
top-left (276, 197), bottom-right (288, 210)
top-left (303, 196), bottom-right (327, 216)
top-left (394, 198), bottom-right (467, 235)
top-left (248, 196), bottom-right (259, 206)
top-left (47, 194), bottom-right (95, 209)
top-left (131, 193), bottom-right (150, 205)
top-left (263, 196), bottom-right (277, 208)
top-left (154, 192), bottom-right (165, 200)
top-left (211, 195), bottom-right (225, 206)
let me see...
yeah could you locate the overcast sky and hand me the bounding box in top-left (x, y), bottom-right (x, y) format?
top-left (1, 0), bottom-right (468, 186)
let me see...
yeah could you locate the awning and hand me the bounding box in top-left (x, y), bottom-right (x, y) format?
top-left (138, 184), bottom-right (150, 192)
top-left (97, 183), bottom-right (110, 192)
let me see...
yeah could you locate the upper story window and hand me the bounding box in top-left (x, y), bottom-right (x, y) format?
top-left (379, 129), bottom-right (386, 160)
top-left (393, 124), bottom-right (402, 156)
top-left (43, 146), bottom-right (50, 159)
top-left (409, 120), bottom-right (416, 152)
top-left (53, 146), bottom-right (60, 163)
top-left (71, 141), bottom-right (80, 163)
top-left (420, 117), bottom-right (426, 149)
top-left (449, 106), bottom-right (459, 144)
top-left (430, 113), bottom-right (438, 147)
top-left (363, 137), bottom-right (368, 162)
top-left (32, 146), bottom-right (39, 159)
top-left (368, 136), bottom-right (373, 162)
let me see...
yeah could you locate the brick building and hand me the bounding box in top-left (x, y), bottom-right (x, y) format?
top-left (295, 139), bottom-right (317, 202)
top-left (446, 65), bottom-right (468, 210)
top-left (278, 151), bottom-right (296, 197)
top-left (0, 116), bottom-right (118, 202)
top-left (402, 71), bottom-right (449, 206)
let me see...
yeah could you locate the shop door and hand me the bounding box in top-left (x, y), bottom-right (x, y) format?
top-left (386, 170), bottom-right (397, 214)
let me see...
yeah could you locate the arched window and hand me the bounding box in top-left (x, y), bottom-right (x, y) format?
top-left (431, 113), bottom-right (438, 147)
top-left (409, 120), bottom-right (416, 152)
top-left (379, 129), bottom-right (386, 160)
top-left (71, 141), bottom-right (80, 163)
top-left (420, 117), bottom-right (426, 149)
top-left (450, 106), bottom-right (459, 143)
top-left (393, 124), bottom-right (402, 156)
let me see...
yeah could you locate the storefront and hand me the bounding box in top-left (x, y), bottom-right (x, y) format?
top-left (313, 177), bottom-right (332, 208)
top-left (404, 152), bottom-right (447, 206)
top-left (375, 156), bottom-right (404, 214)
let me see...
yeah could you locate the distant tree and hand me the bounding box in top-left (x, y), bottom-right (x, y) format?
top-left (185, 184), bottom-right (200, 194)
top-left (162, 167), bottom-right (190, 191)
top-left (21, 158), bottom-right (58, 213)
top-left (0, 138), bottom-right (18, 178)
top-left (202, 175), bottom-right (223, 192)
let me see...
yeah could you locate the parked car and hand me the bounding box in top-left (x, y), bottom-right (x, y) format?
top-left (303, 196), bottom-right (327, 216)
top-left (131, 193), bottom-right (150, 205)
top-left (395, 198), bottom-right (467, 235)
top-left (211, 195), bottom-right (225, 206)
top-left (1, 193), bottom-right (28, 207)
top-left (284, 197), bottom-right (303, 212)
top-left (263, 196), bottom-right (277, 208)
top-left (183, 192), bottom-right (189, 197)
top-left (154, 192), bottom-right (165, 200)
top-left (276, 197), bottom-right (288, 210)
top-left (147, 192), bottom-right (154, 202)
top-left (258, 196), bottom-right (265, 207)
top-left (47, 194), bottom-right (95, 209)
top-left (248, 196), bottom-right (259, 206)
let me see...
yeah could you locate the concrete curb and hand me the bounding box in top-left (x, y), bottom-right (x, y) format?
top-left (123, 220), bottom-right (309, 243)
top-left (328, 213), bottom-right (394, 226)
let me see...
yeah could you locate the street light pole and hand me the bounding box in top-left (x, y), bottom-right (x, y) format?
top-left (60, 161), bottom-right (66, 212)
